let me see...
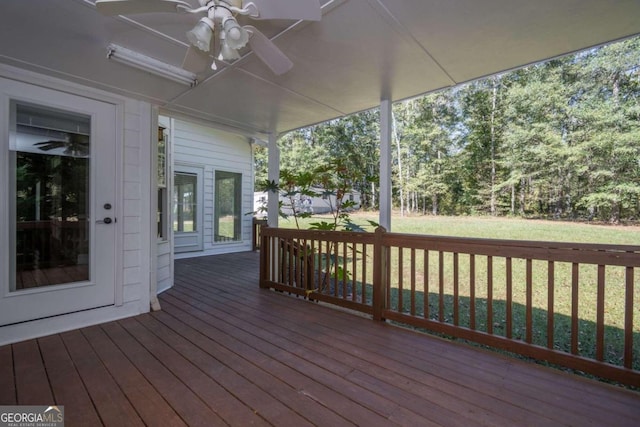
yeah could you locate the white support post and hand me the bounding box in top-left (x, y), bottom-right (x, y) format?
top-left (379, 99), bottom-right (392, 231)
top-left (267, 132), bottom-right (280, 228)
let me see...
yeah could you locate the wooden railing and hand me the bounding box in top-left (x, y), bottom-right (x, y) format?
top-left (260, 225), bottom-right (640, 387)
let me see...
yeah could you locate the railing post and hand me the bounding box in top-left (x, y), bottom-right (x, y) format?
top-left (259, 224), bottom-right (269, 288)
top-left (252, 218), bottom-right (258, 251)
top-left (373, 226), bottom-right (388, 321)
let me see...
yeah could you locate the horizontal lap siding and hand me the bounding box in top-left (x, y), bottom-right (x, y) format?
top-left (123, 100), bottom-right (151, 312)
top-left (157, 242), bottom-right (172, 293)
top-left (173, 120), bottom-right (253, 255)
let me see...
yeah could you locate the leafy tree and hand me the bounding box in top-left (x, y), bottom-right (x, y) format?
top-left (254, 36), bottom-right (640, 222)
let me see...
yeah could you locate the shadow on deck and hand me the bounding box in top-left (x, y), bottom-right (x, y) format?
top-left (1, 251), bottom-right (639, 426)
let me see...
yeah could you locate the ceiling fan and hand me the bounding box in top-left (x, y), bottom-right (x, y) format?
top-left (95, 0), bottom-right (322, 75)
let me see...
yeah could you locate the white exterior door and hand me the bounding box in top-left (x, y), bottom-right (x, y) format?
top-left (0, 79), bottom-right (118, 326)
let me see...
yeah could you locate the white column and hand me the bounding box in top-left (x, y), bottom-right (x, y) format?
top-left (267, 132), bottom-right (280, 227)
top-left (379, 99), bottom-right (392, 231)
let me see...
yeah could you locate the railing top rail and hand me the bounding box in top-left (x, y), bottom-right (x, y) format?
top-left (262, 226), bottom-right (640, 266)
top-left (383, 231), bottom-right (640, 252)
top-left (261, 226), bottom-right (376, 244)
top-left (262, 226), bottom-right (640, 251)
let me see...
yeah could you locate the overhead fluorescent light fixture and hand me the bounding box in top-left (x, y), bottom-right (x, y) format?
top-left (107, 43), bottom-right (197, 87)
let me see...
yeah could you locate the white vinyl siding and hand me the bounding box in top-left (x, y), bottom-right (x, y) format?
top-left (172, 118), bottom-right (253, 257)
top-left (122, 99), bottom-right (151, 312)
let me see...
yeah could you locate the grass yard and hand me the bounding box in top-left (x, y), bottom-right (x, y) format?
top-left (282, 211), bottom-right (640, 244)
top-left (279, 212), bottom-right (640, 370)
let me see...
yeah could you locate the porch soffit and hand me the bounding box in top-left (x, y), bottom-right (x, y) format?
top-left (1, 0), bottom-right (639, 137)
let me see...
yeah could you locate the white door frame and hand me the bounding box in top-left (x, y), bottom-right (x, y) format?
top-left (0, 78), bottom-right (120, 326)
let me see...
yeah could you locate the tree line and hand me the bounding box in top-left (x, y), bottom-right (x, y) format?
top-left (255, 36), bottom-right (640, 222)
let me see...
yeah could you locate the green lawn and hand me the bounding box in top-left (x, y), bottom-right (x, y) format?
top-left (282, 211), bottom-right (640, 244)
top-left (278, 212), bottom-right (640, 370)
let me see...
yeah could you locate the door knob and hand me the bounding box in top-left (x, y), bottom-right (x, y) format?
top-left (96, 217), bottom-right (114, 224)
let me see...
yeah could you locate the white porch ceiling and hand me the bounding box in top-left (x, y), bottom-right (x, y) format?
top-left (1, 0), bottom-right (639, 138)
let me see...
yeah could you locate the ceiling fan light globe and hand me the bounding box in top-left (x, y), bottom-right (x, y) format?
top-left (220, 41), bottom-right (241, 61)
top-left (223, 19), bottom-right (249, 49)
top-left (228, 27), bottom-right (242, 41)
top-left (186, 18), bottom-right (214, 52)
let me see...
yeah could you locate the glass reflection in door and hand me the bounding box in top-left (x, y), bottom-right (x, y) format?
top-left (10, 102), bottom-right (91, 290)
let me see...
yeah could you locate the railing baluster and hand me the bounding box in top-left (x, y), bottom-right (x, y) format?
top-left (351, 242), bottom-right (357, 302)
top-left (398, 247), bottom-right (404, 313)
top-left (386, 245), bottom-right (392, 311)
top-left (361, 244), bottom-right (367, 303)
top-left (547, 260), bottom-right (554, 349)
top-left (424, 250), bottom-right (429, 320)
top-left (297, 238), bottom-right (304, 290)
top-left (624, 264), bottom-right (634, 369)
top-left (526, 258), bottom-right (532, 344)
top-left (506, 257), bottom-right (512, 339)
top-left (470, 254), bottom-right (476, 330)
top-left (310, 238), bottom-right (316, 292)
top-left (596, 264), bottom-right (605, 361)
top-left (271, 236), bottom-right (277, 283)
top-left (571, 262), bottom-right (579, 355)
top-left (288, 238), bottom-right (294, 288)
top-left (331, 242), bottom-right (344, 297)
top-left (411, 248), bottom-right (416, 316)
top-left (439, 251), bottom-right (444, 322)
top-left (453, 252), bottom-right (459, 326)
top-left (342, 241), bottom-right (348, 299)
top-left (276, 237), bottom-right (282, 284)
top-left (317, 239), bottom-right (324, 293)
top-left (487, 255), bottom-right (493, 335)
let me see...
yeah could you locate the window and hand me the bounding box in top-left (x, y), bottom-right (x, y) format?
top-left (173, 172), bottom-right (198, 232)
top-left (215, 171), bottom-right (242, 242)
top-left (10, 102), bottom-right (91, 288)
top-left (157, 126), bottom-right (168, 240)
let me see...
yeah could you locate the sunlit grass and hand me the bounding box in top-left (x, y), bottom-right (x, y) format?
top-left (282, 211), bottom-right (640, 244)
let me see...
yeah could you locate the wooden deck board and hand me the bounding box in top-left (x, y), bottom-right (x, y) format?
top-left (99, 321), bottom-right (227, 427)
top-left (38, 334), bottom-right (102, 427)
top-left (136, 313), bottom-right (338, 427)
top-left (159, 296), bottom-right (391, 426)
top-left (1, 251), bottom-right (639, 427)
top-left (118, 316), bottom-right (275, 427)
top-left (176, 278), bottom-right (545, 426)
top-left (172, 280), bottom-right (511, 427)
top-left (60, 329), bottom-right (145, 426)
top-left (79, 325), bottom-right (187, 427)
top-left (0, 345), bottom-right (16, 405)
top-left (12, 340), bottom-right (54, 405)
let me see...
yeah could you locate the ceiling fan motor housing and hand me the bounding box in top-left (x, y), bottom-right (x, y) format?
top-left (200, 0), bottom-right (243, 8)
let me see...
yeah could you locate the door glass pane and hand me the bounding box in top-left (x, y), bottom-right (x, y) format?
top-left (173, 172), bottom-right (197, 232)
top-left (11, 102), bottom-right (91, 290)
top-left (214, 171), bottom-right (241, 242)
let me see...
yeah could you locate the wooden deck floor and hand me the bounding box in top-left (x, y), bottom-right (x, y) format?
top-left (1, 251), bottom-right (639, 426)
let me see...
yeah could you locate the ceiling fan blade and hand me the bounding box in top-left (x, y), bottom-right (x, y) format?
top-left (245, 26), bottom-right (293, 75)
top-left (182, 45), bottom-right (211, 73)
top-left (243, 0), bottom-right (321, 21)
top-left (95, 0), bottom-right (192, 16)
